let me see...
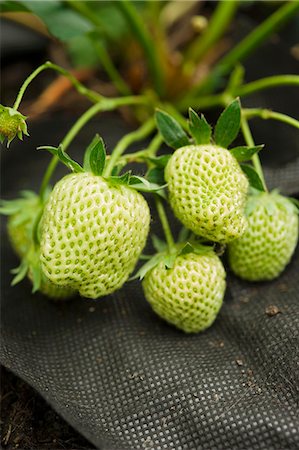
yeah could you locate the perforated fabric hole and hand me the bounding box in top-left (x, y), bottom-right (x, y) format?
top-left (165, 145), bottom-right (249, 243)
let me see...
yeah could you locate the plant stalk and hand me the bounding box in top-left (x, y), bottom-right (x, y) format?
top-left (241, 116), bottom-right (268, 192)
top-left (13, 61), bottom-right (102, 110)
top-left (117, 0), bottom-right (164, 96)
top-left (155, 196), bottom-right (175, 252)
top-left (103, 117), bottom-right (156, 177)
top-left (184, 0), bottom-right (239, 74)
top-left (243, 108), bottom-right (299, 130)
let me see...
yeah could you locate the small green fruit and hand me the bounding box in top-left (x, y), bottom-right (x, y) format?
top-left (0, 105), bottom-right (29, 146)
top-left (228, 191), bottom-right (299, 281)
top-left (165, 145), bottom-right (249, 243)
top-left (142, 252), bottom-right (226, 333)
top-left (40, 172), bottom-right (151, 299)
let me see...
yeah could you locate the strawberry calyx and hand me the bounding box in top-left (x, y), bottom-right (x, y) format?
top-left (0, 190), bottom-right (50, 291)
top-left (38, 134), bottom-right (167, 197)
top-left (131, 238), bottom-right (215, 281)
top-left (245, 189), bottom-right (299, 218)
top-left (0, 105), bottom-right (29, 147)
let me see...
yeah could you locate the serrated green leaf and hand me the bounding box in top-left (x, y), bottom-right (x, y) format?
top-left (241, 164), bottom-right (265, 192)
top-left (146, 154), bottom-right (171, 168)
top-left (230, 145), bottom-right (264, 162)
top-left (108, 171), bottom-right (132, 186)
top-left (214, 98), bottom-right (241, 148)
top-left (57, 146), bottom-right (84, 173)
top-left (21, 1), bottom-right (92, 41)
top-left (152, 235), bottom-right (167, 253)
top-left (83, 134), bottom-right (100, 171)
top-left (146, 167), bottom-right (165, 185)
top-left (38, 145), bottom-right (84, 173)
top-left (188, 108), bottom-right (211, 145)
top-left (155, 109), bottom-right (189, 149)
top-left (89, 136), bottom-right (106, 176)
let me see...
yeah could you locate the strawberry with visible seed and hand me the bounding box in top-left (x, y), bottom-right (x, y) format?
top-left (228, 191), bottom-right (299, 281)
top-left (165, 144), bottom-right (249, 243)
top-left (38, 136), bottom-right (156, 299)
top-left (3, 192), bottom-right (75, 299)
top-left (142, 250), bottom-right (226, 333)
top-left (40, 172), bottom-right (151, 298)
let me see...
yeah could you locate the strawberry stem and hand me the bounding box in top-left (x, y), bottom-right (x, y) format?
top-left (155, 196), bottom-right (175, 252)
top-left (103, 117), bottom-right (156, 177)
top-left (243, 108), bottom-right (299, 130)
top-left (13, 61), bottom-right (103, 110)
top-left (241, 116), bottom-right (268, 192)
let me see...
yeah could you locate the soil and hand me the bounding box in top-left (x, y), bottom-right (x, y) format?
top-left (0, 366), bottom-right (94, 450)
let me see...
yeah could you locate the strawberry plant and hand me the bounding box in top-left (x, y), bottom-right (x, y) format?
top-left (1, 1), bottom-right (299, 333)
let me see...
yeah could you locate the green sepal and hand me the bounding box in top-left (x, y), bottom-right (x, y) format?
top-left (230, 145), bottom-right (264, 162)
top-left (130, 252), bottom-right (167, 281)
top-left (11, 259), bottom-right (29, 286)
top-left (83, 134), bottom-right (106, 176)
top-left (108, 172), bottom-right (167, 197)
top-left (155, 109), bottom-right (190, 149)
top-left (152, 235), bottom-right (167, 253)
top-left (31, 262), bottom-right (42, 293)
top-left (188, 108), bottom-right (211, 145)
top-left (214, 98), bottom-right (241, 148)
top-left (177, 226), bottom-right (191, 243)
top-left (240, 164), bottom-right (265, 192)
top-left (38, 145), bottom-right (84, 173)
top-left (131, 241), bottom-right (214, 281)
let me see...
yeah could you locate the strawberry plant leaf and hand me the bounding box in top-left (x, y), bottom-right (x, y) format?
top-left (241, 164), bottom-right (265, 191)
top-left (108, 171), bottom-right (132, 185)
top-left (83, 134), bottom-right (101, 171)
top-left (146, 167), bottom-right (165, 185)
top-left (230, 145), bottom-right (264, 162)
top-left (146, 154), bottom-right (171, 168)
top-left (88, 136), bottom-right (106, 176)
top-left (188, 108), bottom-right (211, 145)
top-left (214, 98), bottom-right (241, 148)
top-left (155, 109), bottom-right (189, 149)
top-left (38, 145), bottom-right (84, 173)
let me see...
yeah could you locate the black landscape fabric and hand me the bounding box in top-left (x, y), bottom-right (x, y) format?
top-left (1, 115), bottom-right (299, 450)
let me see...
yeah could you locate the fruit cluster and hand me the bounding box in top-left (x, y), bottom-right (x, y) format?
top-left (1, 100), bottom-right (298, 334)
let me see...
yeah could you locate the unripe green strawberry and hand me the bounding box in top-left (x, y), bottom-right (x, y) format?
top-left (7, 207), bottom-right (75, 300)
top-left (228, 191), bottom-right (299, 281)
top-left (142, 252), bottom-right (226, 333)
top-left (0, 105), bottom-right (29, 146)
top-left (40, 172), bottom-right (151, 299)
top-left (165, 145), bottom-right (249, 243)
